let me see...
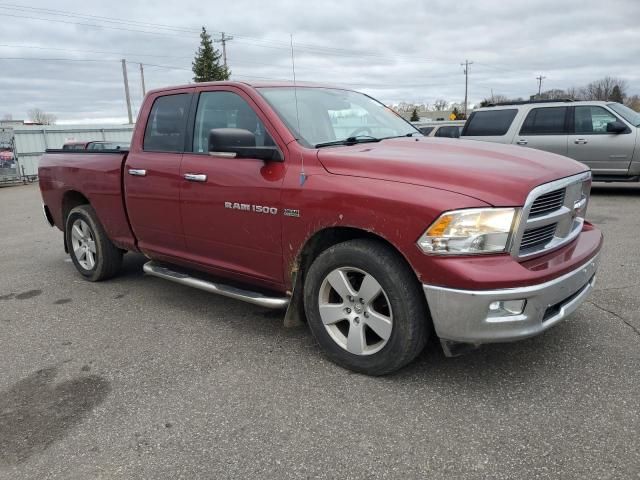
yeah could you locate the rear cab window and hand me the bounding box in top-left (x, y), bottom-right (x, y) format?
top-left (462, 109), bottom-right (517, 136)
top-left (143, 93), bottom-right (191, 152)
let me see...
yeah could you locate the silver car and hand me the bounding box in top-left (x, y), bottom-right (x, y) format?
top-left (461, 100), bottom-right (640, 182)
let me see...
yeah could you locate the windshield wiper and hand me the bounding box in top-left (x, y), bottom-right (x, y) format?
top-left (315, 135), bottom-right (382, 148)
top-left (381, 132), bottom-right (421, 140)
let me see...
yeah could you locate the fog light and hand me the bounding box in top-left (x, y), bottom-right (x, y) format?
top-left (488, 299), bottom-right (526, 316)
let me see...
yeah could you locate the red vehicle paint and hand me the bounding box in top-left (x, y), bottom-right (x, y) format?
top-left (39, 81), bottom-right (602, 371)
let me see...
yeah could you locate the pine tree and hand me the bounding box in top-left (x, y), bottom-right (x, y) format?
top-left (609, 85), bottom-right (624, 103)
top-left (192, 27), bottom-right (229, 82)
top-left (410, 107), bottom-right (420, 122)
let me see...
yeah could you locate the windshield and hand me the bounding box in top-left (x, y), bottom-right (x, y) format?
top-left (258, 87), bottom-right (420, 147)
top-left (608, 102), bottom-right (640, 127)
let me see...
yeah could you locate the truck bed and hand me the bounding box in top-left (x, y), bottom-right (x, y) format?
top-left (39, 149), bottom-right (137, 251)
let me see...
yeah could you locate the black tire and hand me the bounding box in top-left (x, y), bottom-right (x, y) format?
top-left (65, 205), bottom-right (123, 281)
top-left (304, 239), bottom-right (429, 375)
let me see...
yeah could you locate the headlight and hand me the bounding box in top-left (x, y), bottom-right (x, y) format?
top-left (417, 208), bottom-right (517, 255)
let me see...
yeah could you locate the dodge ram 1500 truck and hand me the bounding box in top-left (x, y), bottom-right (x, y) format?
top-left (39, 81), bottom-right (603, 375)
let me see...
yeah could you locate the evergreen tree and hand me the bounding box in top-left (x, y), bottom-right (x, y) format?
top-left (609, 85), bottom-right (624, 103)
top-left (192, 27), bottom-right (229, 82)
top-left (410, 107), bottom-right (420, 122)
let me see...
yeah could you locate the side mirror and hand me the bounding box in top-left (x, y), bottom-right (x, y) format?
top-left (208, 128), bottom-right (283, 162)
top-left (606, 120), bottom-right (628, 134)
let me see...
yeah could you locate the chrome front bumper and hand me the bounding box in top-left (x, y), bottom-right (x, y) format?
top-left (423, 255), bottom-right (599, 344)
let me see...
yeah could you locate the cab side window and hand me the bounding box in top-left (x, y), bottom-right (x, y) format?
top-left (143, 94), bottom-right (191, 152)
top-left (574, 106), bottom-right (618, 134)
top-left (192, 91), bottom-right (275, 153)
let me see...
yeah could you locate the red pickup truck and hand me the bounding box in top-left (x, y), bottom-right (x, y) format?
top-left (39, 81), bottom-right (602, 375)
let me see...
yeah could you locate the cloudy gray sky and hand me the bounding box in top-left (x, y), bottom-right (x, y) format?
top-left (1, 0), bottom-right (639, 123)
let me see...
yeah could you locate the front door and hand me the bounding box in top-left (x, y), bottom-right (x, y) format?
top-left (568, 105), bottom-right (635, 174)
top-left (179, 88), bottom-right (287, 286)
top-left (124, 91), bottom-right (192, 258)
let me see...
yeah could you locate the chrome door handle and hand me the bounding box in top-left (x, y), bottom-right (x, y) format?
top-left (183, 173), bottom-right (208, 182)
top-left (128, 169), bottom-right (147, 176)
top-left (516, 139), bottom-right (528, 145)
top-left (574, 139), bottom-right (588, 145)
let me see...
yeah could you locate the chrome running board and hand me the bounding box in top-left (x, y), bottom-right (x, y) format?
top-left (143, 261), bottom-right (289, 309)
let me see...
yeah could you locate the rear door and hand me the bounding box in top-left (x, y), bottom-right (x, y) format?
top-left (512, 106), bottom-right (569, 156)
top-left (179, 87), bottom-right (287, 286)
top-left (567, 105), bottom-right (635, 174)
top-left (124, 90), bottom-right (193, 258)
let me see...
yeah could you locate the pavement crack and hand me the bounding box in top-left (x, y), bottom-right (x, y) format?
top-left (588, 300), bottom-right (640, 338)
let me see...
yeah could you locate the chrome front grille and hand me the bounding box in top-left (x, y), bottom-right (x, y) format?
top-left (512, 172), bottom-right (591, 258)
top-left (520, 223), bottom-right (557, 253)
top-left (529, 188), bottom-right (565, 218)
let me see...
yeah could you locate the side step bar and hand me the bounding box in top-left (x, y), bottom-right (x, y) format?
top-left (143, 261), bottom-right (289, 309)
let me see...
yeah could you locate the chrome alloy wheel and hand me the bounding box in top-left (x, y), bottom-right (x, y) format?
top-left (70, 219), bottom-right (97, 270)
top-left (318, 267), bottom-right (393, 355)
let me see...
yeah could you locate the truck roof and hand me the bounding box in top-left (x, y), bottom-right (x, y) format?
top-left (146, 80), bottom-right (353, 96)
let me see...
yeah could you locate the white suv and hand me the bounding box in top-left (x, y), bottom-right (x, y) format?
top-left (461, 100), bottom-right (640, 182)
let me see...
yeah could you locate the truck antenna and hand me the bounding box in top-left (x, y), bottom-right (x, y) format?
top-left (290, 34), bottom-right (306, 186)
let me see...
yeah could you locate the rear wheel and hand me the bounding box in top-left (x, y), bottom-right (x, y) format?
top-left (304, 239), bottom-right (429, 375)
top-left (65, 205), bottom-right (123, 281)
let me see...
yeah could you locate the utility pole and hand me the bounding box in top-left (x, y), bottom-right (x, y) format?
top-left (536, 74), bottom-right (546, 97)
top-left (121, 59), bottom-right (133, 124)
top-left (214, 32), bottom-right (234, 70)
top-left (139, 63), bottom-right (146, 97)
top-left (461, 59), bottom-right (473, 118)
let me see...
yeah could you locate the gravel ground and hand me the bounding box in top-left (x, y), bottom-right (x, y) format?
top-left (0, 182), bottom-right (638, 480)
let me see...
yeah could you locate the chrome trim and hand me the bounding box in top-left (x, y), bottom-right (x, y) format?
top-left (143, 262), bottom-right (289, 309)
top-left (423, 253), bottom-right (599, 344)
top-left (128, 168), bottom-right (147, 177)
top-left (183, 173), bottom-right (208, 182)
top-left (511, 171), bottom-right (591, 259)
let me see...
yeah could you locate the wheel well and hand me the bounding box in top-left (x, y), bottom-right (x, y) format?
top-left (62, 191), bottom-right (90, 222)
top-left (61, 191), bottom-right (90, 253)
top-left (294, 227), bottom-right (417, 286)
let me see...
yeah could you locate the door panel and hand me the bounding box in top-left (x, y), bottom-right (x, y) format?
top-left (179, 89), bottom-right (286, 285)
top-left (124, 152), bottom-right (185, 255)
top-left (123, 92), bottom-right (192, 257)
top-left (568, 106), bottom-right (635, 173)
top-left (512, 106), bottom-right (569, 156)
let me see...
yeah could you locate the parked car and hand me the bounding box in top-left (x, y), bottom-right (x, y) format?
top-left (39, 81), bottom-right (602, 375)
top-left (414, 120), bottom-right (465, 138)
top-left (62, 141), bottom-right (129, 151)
top-left (462, 100), bottom-right (640, 182)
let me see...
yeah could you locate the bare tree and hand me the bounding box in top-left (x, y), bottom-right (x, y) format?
top-left (581, 76), bottom-right (628, 101)
top-left (625, 95), bottom-right (640, 112)
top-left (478, 94), bottom-right (509, 107)
top-left (28, 108), bottom-right (57, 125)
top-left (432, 99), bottom-right (448, 111)
top-left (537, 89), bottom-right (570, 100)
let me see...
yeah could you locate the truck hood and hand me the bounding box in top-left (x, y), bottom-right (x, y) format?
top-left (317, 137), bottom-right (588, 206)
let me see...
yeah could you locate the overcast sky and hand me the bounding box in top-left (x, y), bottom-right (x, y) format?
top-left (1, 0), bottom-right (639, 124)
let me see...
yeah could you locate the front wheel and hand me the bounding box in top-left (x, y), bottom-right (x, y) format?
top-left (65, 205), bottom-right (123, 281)
top-left (304, 239), bottom-right (429, 375)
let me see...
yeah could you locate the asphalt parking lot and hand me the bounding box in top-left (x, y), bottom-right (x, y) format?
top-left (0, 183), bottom-right (639, 479)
